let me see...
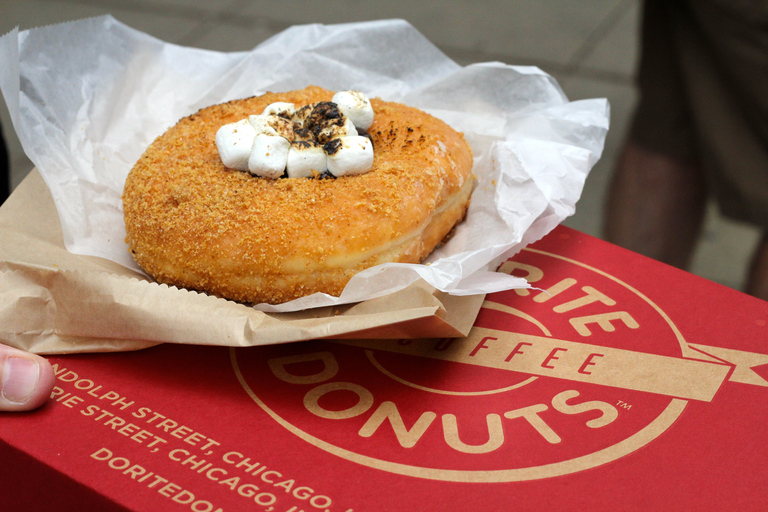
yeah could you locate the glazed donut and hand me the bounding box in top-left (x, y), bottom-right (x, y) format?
top-left (122, 86), bottom-right (474, 304)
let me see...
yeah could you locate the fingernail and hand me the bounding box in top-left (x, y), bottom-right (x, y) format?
top-left (2, 357), bottom-right (40, 404)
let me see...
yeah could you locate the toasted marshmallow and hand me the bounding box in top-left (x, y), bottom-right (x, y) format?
top-left (217, 91), bottom-right (377, 179)
top-left (262, 102), bottom-right (295, 118)
top-left (304, 102), bottom-right (344, 133)
top-left (293, 127), bottom-right (314, 142)
top-left (325, 136), bottom-right (374, 177)
top-left (315, 116), bottom-right (358, 144)
top-left (215, 119), bottom-right (257, 171)
top-left (248, 114), bottom-right (294, 140)
top-left (286, 141), bottom-right (328, 179)
top-left (292, 103), bottom-right (318, 127)
top-left (248, 135), bottom-right (290, 179)
top-left (332, 90), bottom-right (374, 131)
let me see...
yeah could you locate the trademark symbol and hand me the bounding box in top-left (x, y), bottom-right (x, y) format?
top-left (617, 400), bottom-right (632, 410)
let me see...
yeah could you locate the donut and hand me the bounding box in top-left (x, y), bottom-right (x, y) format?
top-left (122, 86), bottom-right (474, 304)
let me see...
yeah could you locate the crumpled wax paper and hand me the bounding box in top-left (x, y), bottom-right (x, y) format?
top-left (0, 16), bottom-right (609, 312)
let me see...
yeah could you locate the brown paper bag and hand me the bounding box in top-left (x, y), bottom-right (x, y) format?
top-left (0, 170), bottom-right (484, 354)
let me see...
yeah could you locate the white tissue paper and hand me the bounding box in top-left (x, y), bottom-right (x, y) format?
top-left (0, 16), bottom-right (609, 313)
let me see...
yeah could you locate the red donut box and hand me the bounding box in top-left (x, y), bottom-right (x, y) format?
top-left (2, 225), bottom-right (767, 511)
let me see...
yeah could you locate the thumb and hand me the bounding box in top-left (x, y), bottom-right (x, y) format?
top-left (0, 344), bottom-right (55, 412)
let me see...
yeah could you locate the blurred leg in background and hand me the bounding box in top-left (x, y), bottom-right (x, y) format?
top-left (748, 234), bottom-right (768, 298)
top-left (605, 0), bottom-right (768, 300)
top-left (605, 142), bottom-right (707, 270)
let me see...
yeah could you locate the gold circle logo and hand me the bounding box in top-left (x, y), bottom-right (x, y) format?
top-left (232, 248), bottom-right (693, 482)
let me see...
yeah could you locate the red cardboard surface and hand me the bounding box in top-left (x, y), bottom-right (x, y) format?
top-left (2, 225), bottom-right (767, 511)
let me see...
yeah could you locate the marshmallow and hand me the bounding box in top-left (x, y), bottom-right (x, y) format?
top-left (293, 127), bottom-right (314, 142)
top-left (248, 114), bottom-right (294, 140)
top-left (215, 119), bottom-right (257, 171)
top-left (248, 134), bottom-right (291, 179)
top-left (262, 102), bottom-right (295, 118)
top-left (315, 116), bottom-right (358, 144)
top-left (304, 102), bottom-right (344, 133)
top-left (332, 90), bottom-right (374, 131)
top-left (325, 136), bottom-right (374, 177)
top-left (286, 141), bottom-right (328, 179)
top-left (292, 103), bottom-right (318, 127)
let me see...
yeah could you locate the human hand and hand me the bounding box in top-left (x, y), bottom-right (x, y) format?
top-left (0, 344), bottom-right (55, 411)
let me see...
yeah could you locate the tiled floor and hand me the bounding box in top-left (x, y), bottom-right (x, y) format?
top-left (0, 0), bottom-right (762, 292)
